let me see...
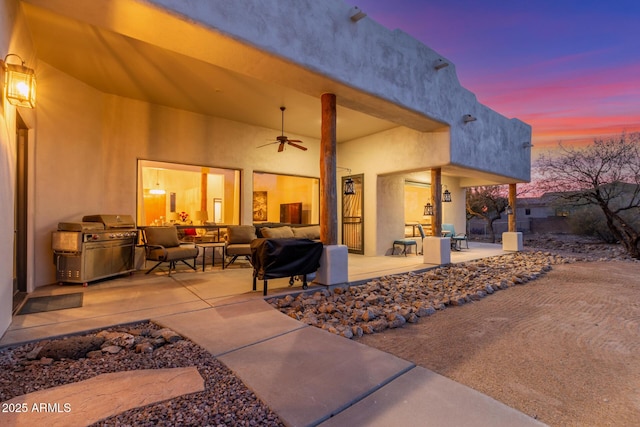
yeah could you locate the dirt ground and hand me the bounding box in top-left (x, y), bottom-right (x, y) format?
top-left (357, 261), bottom-right (640, 427)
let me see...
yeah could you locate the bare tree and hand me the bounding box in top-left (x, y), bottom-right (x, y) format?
top-left (536, 132), bottom-right (640, 259)
top-left (466, 186), bottom-right (509, 243)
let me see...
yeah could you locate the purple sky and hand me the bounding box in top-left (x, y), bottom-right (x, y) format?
top-left (354, 0), bottom-right (640, 153)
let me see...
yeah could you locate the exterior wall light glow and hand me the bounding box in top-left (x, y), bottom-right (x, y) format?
top-left (463, 114), bottom-right (476, 123)
top-left (505, 205), bottom-right (513, 215)
top-left (349, 6), bottom-right (367, 22)
top-left (2, 54), bottom-right (36, 108)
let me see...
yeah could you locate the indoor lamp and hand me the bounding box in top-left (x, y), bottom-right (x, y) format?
top-left (2, 54), bottom-right (36, 108)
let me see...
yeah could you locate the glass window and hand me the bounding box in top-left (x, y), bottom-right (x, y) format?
top-left (138, 160), bottom-right (240, 226)
top-left (252, 172), bottom-right (319, 224)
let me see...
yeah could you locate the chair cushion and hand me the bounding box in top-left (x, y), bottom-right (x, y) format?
top-left (226, 225), bottom-right (256, 244)
top-left (261, 226), bottom-right (295, 239)
top-left (292, 225), bottom-right (320, 240)
top-left (145, 226), bottom-right (180, 248)
top-left (225, 243), bottom-right (252, 255)
top-left (147, 245), bottom-right (198, 261)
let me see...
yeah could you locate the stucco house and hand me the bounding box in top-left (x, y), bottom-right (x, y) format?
top-left (0, 0), bottom-right (531, 337)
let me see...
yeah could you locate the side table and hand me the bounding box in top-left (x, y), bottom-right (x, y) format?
top-left (197, 242), bottom-right (226, 271)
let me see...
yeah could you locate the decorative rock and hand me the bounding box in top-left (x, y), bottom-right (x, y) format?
top-left (161, 329), bottom-right (183, 344)
top-left (135, 342), bottom-right (154, 353)
top-left (102, 345), bottom-right (122, 354)
top-left (86, 350), bottom-right (103, 359)
top-left (269, 251), bottom-right (568, 339)
top-left (38, 336), bottom-right (105, 360)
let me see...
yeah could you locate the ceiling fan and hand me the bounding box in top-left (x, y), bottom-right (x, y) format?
top-left (259, 106), bottom-right (307, 152)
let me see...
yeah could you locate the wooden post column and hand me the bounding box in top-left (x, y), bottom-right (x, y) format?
top-left (508, 183), bottom-right (517, 232)
top-left (200, 168), bottom-right (209, 211)
top-left (431, 168), bottom-right (442, 237)
top-left (320, 93), bottom-right (337, 245)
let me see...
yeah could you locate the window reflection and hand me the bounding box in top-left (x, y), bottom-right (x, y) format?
top-left (138, 160), bottom-right (240, 226)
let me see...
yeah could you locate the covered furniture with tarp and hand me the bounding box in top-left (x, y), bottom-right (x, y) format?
top-left (251, 238), bottom-right (323, 296)
top-left (141, 226), bottom-right (198, 276)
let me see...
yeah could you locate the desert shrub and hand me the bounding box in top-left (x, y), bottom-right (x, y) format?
top-left (567, 206), bottom-right (616, 243)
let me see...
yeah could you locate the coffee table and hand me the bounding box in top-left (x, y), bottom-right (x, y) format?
top-left (197, 242), bottom-right (226, 271)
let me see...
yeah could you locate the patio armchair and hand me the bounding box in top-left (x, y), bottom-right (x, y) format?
top-left (393, 223), bottom-right (426, 256)
top-left (441, 223), bottom-right (469, 250)
top-left (224, 225), bottom-right (257, 268)
top-left (142, 226), bottom-right (198, 276)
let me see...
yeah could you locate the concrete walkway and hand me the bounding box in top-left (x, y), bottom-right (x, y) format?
top-left (154, 299), bottom-right (545, 427)
top-left (1, 242), bottom-right (546, 426)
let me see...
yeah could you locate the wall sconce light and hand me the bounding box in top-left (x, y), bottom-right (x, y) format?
top-left (522, 142), bottom-right (534, 148)
top-left (349, 6), bottom-right (367, 22)
top-left (1, 54), bottom-right (36, 108)
top-left (443, 186), bottom-right (452, 202)
top-left (505, 205), bottom-right (513, 215)
top-left (423, 202), bottom-right (434, 217)
top-left (344, 177), bottom-right (356, 195)
top-left (339, 167), bottom-right (356, 195)
top-left (434, 59), bottom-right (449, 70)
top-left (463, 114), bottom-right (476, 123)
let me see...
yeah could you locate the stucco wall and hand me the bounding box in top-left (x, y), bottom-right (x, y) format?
top-left (150, 0), bottom-right (531, 181)
top-left (32, 65), bottom-right (321, 287)
top-left (1, 0), bottom-right (38, 337)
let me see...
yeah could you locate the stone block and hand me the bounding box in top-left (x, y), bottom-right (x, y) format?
top-left (502, 232), bottom-right (523, 251)
top-left (422, 237), bottom-right (451, 265)
top-left (315, 245), bottom-right (348, 286)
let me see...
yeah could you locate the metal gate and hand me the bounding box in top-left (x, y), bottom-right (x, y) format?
top-left (342, 174), bottom-right (364, 254)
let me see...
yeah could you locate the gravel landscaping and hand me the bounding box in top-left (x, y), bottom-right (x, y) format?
top-left (1, 233), bottom-right (636, 425)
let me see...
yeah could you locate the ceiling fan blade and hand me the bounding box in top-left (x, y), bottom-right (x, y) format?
top-left (287, 139), bottom-right (302, 142)
top-left (278, 142), bottom-right (285, 152)
top-left (288, 141), bottom-right (307, 151)
top-left (257, 141), bottom-right (278, 148)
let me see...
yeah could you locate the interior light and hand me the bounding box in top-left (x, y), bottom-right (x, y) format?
top-left (423, 202), bottom-right (434, 217)
top-left (2, 54), bottom-right (36, 108)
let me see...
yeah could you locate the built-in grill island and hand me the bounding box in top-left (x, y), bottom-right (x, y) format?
top-left (52, 214), bottom-right (138, 286)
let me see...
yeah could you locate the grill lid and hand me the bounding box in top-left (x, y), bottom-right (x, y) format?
top-left (58, 222), bottom-right (105, 232)
top-left (82, 214), bottom-right (136, 229)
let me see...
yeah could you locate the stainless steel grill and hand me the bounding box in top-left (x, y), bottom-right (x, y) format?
top-left (53, 214), bottom-right (137, 286)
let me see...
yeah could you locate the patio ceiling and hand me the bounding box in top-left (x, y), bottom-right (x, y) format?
top-left (21, 0), bottom-right (446, 143)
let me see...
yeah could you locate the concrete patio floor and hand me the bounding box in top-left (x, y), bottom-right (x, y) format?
top-left (1, 242), bottom-right (507, 346)
top-left (1, 242), bottom-right (547, 427)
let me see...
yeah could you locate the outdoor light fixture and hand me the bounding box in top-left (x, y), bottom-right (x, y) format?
top-left (443, 186), bottom-right (452, 202)
top-left (423, 202), bottom-right (434, 217)
top-left (506, 205), bottom-right (513, 215)
top-left (344, 177), bottom-right (355, 195)
top-left (522, 142), bottom-right (534, 148)
top-left (463, 114), bottom-right (476, 123)
top-left (339, 167), bottom-right (356, 195)
top-left (1, 54), bottom-right (36, 108)
top-left (349, 6), bottom-right (367, 22)
top-left (434, 59), bottom-right (449, 70)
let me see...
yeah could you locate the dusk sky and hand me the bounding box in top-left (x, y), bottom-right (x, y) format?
top-left (355, 0), bottom-right (640, 155)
